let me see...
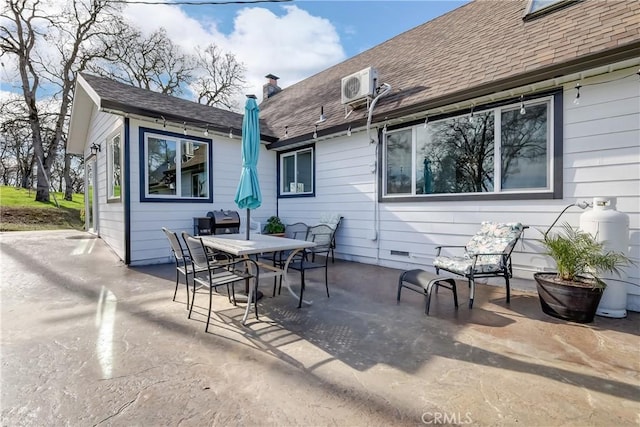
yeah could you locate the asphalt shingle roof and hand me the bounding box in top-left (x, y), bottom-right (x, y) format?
top-left (259, 0), bottom-right (640, 145)
top-left (79, 73), bottom-right (278, 141)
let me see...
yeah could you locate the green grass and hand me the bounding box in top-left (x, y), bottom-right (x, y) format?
top-left (0, 186), bottom-right (85, 231)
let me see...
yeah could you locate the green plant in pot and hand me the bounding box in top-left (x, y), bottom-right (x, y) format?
top-left (264, 216), bottom-right (285, 234)
top-left (534, 222), bottom-right (630, 323)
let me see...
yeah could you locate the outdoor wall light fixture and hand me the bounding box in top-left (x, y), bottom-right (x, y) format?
top-left (423, 116), bottom-right (429, 128)
top-left (573, 83), bottom-right (581, 105)
top-left (90, 143), bottom-right (101, 155)
top-left (203, 125), bottom-right (209, 137)
top-left (228, 128), bottom-right (233, 139)
top-left (347, 125), bottom-right (351, 137)
top-left (183, 122), bottom-right (188, 136)
top-left (284, 125), bottom-right (288, 138)
top-left (313, 125), bottom-right (318, 139)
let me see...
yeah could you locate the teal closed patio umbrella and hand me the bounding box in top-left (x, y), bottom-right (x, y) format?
top-left (235, 95), bottom-right (262, 240)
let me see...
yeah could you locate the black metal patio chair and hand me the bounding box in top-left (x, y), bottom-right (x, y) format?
top-left (182, 232), bottom-right (257, 332)
top-left (288, 223), bottom-right (334, 308)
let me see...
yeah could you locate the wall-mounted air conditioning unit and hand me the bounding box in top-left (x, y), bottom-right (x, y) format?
top-left (341, 67), bottom-right (378, 105)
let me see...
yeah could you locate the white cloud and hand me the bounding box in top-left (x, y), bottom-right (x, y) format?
top-left (123, 4), bottom-right (346, 105)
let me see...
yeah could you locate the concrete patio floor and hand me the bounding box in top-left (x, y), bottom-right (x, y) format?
top-left (1, 230), bottom-right (639, 426)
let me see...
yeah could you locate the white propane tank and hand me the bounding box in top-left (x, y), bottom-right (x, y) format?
top-left (579, 197), bottom-right (630, 318)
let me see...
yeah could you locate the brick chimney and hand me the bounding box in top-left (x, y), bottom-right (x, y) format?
top-left (263, 74), bottom-right (281, 100)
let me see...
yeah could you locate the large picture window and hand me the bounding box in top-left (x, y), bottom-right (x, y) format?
top-left (107, 133), bottom-right (121, 202)
top-left (279, 146), bottom-right (314, 196)
top-left (383, 93), bottom-right (560, 201)
top-left (140, 128), bottom-right (212, 202)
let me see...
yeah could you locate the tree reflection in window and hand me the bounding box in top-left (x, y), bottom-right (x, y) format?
top-left (386, 129), bottom-right (412, 194)
top-left (108, 134), bottom-right (121, 200)
top-left (387, 97), bottom-right (552, 198)
top-left (148, 137), bottom-right (177, 195)
top-left (501, 103), bottom-right (548, 190)
top-left (417, 112), bottom-right (495, 194)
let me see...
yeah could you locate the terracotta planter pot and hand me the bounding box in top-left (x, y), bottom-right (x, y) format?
top-left (534, 272), bottom-right (604, 323)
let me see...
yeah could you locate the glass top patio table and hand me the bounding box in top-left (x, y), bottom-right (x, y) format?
top-left (199, 233), bottom-right (316, 324)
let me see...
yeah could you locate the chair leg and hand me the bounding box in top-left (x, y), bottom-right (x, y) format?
top-left (397, 272), bottom-right (406, 302)
top-left (451, 281), bottom-right (459, 309)
top-left (298, 270), bottom-right (305, 309)
top-left (205, 286), bottom-right (213, 332)
top-left (324, 264), bottom-right (329, 298)
top-left (424, 282), bottom-right (434, 315)
top-left (468, 277), bottom-right (475, 309)
top-left (188, 279), bottom-right (197, 319)
top-left (253, 280), bottom-right (259, 320)
top-left (173, 267), bottom-right (179, 301)
top-left (185, 273), bottom-right (191, 310)
top-left (505, 272), bottom-right (511, 303)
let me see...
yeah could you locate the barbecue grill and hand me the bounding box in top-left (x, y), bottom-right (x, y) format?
top-left (208, 210), bottom-right (240, 235)
top-left (193, 210), bottom-right (240, 235)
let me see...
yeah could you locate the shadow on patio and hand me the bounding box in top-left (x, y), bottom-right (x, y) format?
top-left (2, 230), bottom-right (638, 426)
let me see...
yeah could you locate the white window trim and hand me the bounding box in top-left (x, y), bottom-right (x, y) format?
top-left (107, 131), bottom-right (122, 202)
top-left (382, 96), bottom-right (554, 198)
top-left (280, 147), bottom-right (314, 195)
top-left (143, 131), bottom-right (210, 200)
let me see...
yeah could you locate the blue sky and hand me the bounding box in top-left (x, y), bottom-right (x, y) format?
top-left (1, 1), bottom-right (469, 107)
top-left (180, 1), bottom-right (468, 58)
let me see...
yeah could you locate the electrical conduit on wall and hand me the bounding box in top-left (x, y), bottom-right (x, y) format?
top-left (366, 83), bottom-right (392, 262)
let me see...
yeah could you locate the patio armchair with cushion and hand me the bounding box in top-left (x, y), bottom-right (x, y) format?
top-left (433, 221), bottom-right (526, 308)
top-left (182, 232), bottom-right (257, 332)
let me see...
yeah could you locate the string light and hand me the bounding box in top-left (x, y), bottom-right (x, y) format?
top-left (183, 122), bottom-right (187, 135)
top-left (423, 116), bottom-right (429, 128)
top-left (228, 128), bottom-right (233, 139)
top-left (519, 95), bottom-right (526, 115)
top-left (573, 83), bottom-right (581, 105)
top-left (313, 125), bottom-right (318, 139)
top-left (203, 125), bottom-right (209, 136)
top-left (162, 116), bottom-right (166, 128)
top-left (347, 125), bottom-right (352, 137)
top-left (284, 125), bottom-right (288, 138)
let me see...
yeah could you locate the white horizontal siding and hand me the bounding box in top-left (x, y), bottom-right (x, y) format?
top-left (126, 120), bottom-right (277, 265)
top-left (87, 111), bottom-right (125, 260)
top-left (279, 65), bottom-right (640, 310)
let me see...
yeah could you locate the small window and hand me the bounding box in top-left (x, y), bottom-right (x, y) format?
top-left (524, 0), bottom-right (579, 20)
top-left (279, 146), bottom-right (314, 197)
top-left (107, 133), bottom-right (121, 202)
top-left (139, 127), bottom-right (212, 202)
top-left (382, 92), bottom-right (561, 202)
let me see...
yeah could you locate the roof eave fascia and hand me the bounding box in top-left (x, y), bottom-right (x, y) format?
top-left (266, 42), bottom-right (640, 150)
top-left (99, 99), bottom-right (278, 143)
top-left (372, 41), bottom-right (640, 123)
